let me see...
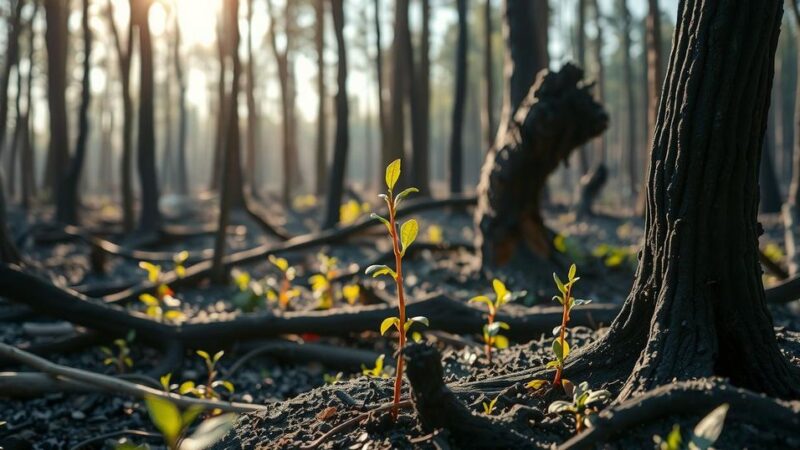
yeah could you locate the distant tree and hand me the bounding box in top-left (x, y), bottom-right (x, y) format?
top-left (617, 0), bottom-right (638, 204)
top-left (373, 0), bottom-right (388, 173)
top-left (322, 0), bottom-right (349, 229)
top-left (481, 0), bottom-right (495, 149)
top-left (43, 0), bottom-right (70, 202)
top-left (105, 0), bottom-right (136, 232)
top-left (19, 1), bottom-right (39, 210)
top-left (574, 0), bottom-right (589, 174)
top-left (244, 0), bottom-right (257, 196)
top-left (173, 6), bottom-right (188, 195)
top-left (785, 0), bottom-right (800, 275)
top-left (449, 0), bottom-right (467, 194)
top-left (645, 0), bottom-right (662, 148)
top-left (314, 0), bottom-right (327, 196)
top-left (56, 0), bottom-right (92, 224)
top-left (387, 0), bottom-right (410, 180)
top-left (409, 0), bottom-right (431, 194)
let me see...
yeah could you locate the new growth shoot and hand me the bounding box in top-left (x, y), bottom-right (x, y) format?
top-left (365, 159), bottom-right (428, 420)
top-left (469, 279), bottom-right (512, 363)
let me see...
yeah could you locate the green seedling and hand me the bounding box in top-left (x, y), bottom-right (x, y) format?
top-left (361, 354), bottom-right (392, 378)
top-left (365, 159), bottom-right (428, 419)
top-left (268, 255), bottom-right (299, 309)
top-left (173, 251), bottom-right (189, 278)
top-left (100, 330), bottom-right (136, 374)
top-left (340, 199), bottom-right (370, 225)
top-left (178, 351), bottom-right (235, 403)
top-left (139, 262), bottom-right (185, 324)
top-left (653, 404), bottom-right (729, 450)
top-left (548, 381), bottom-right (611, 433)
top-left (231, 269), bottom-right (269, 312)
top-left (323, 372), bottom-right (343, 385)
top-left (342, 283), bottom-right (361, 305)
top-left (470, 279), bottom-right (514, 363)
top-left (592, 243), bottom-right (636, 269)
top-left (310, 253), bottom-right (339, 309)
top-left (137, 395), bottom-right (236, 450)
top-left (528, 264), bottom-right (591, 390)
top-left (482, 395), bottom-right (500, 415)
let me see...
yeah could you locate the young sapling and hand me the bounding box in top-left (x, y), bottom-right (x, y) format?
top-left (268, 255), bottom-right (298, 309)
top-left (469, 279), bottom-right (513, 363)
top-left (179, 351), bottom-right (235, 403)
top-left (547, 381), bottom-right (611, 433)
top-left (482, 395), bottom-right (500, 415)
top-left (138, 262), bottom-right (185, 323)
top-left (310, 253), bottom-right (339, 309)
top-left (361, 354), bottom-right (392, 378)
top-left (100, 330), bottom-right (136, 374)
top-left (653, 404), bottom-right (729, 450)
top-left (365, 159), bottom-right (428, 419)
top-left (140, 395), bottom-right (236, 450)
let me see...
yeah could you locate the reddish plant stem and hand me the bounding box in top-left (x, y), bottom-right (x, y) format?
top-left (387, 195), bottom-right (406, 420)
top-left (485, 310), bottom-right (494, 363)
top-left (553, 284), bottom-right (572, 386)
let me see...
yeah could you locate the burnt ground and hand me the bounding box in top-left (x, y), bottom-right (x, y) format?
top-left (1, 196), bottom-right (799, 449)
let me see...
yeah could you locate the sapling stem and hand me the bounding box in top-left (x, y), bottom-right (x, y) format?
top-left (387, 195), bottom-right (406, 420)
top-left (553, 281), bottom-right (572, 386)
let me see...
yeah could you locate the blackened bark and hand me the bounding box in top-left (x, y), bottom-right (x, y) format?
top-left (474, 65), bottom-right (608, 268)
top-left (56, 0), bottom-right (92, 225)
top-left (573, 164), bottom-right (607, 218)
top-left (575, 0), bottom-right (589, 174)
top-left (0, 180), bottom-right (20, 264)
top-left (591, 0), bottom-right (606, 162)
top-left (106, 0), bottom-right (135, 232)
top-left (387, 0), bottom-right (409, 174)
top-left (618, 0), bottom-right (637, 203)
top-left (20, 0), bottom-right (38, 210)
top-left (314, 0), bottom-right (327, 196)
top-left (449, 0), bottom-right (467, 194)
top-left (373, 0), bottom-right (388, 178)
top-left (481, 0), bottom-right (495, 149)
top-left (133, 0), bottom-right (161, 233)
top-left (322, 0), bottom-right (349, 229)
top-left (409, 0), bottom-right (430, 195)
top-left (645, 0), bottom-right (663, 149)
top-left (43, 0), bottom-right (69, 200)
top-left (783, 1), bottom-right (800, 275)
top-left (497, 0), bottom-right (548, 140)
top-left (760, 129), bottom-right (782, 213)
top-left (0, 0), bottom-right (24, 157)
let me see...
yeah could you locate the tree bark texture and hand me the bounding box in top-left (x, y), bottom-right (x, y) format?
top-left (314, 0), bottom-right (327, 196)
top-left (449, 0), bottom-right (468, 194)
top-left (482, 0), bottom-right (495, 150)
top-left (783, 1), bottom-right (800, 275)
top-left (474, 64), bottom-right (608, 268)
top-left (43, 0), bottom-right (70, 201)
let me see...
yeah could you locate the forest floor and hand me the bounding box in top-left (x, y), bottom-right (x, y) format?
top-left (1, 193), bottom-right (798, 449)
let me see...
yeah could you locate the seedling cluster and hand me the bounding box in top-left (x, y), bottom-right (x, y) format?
top-left (138, 260), bottom-right (186, 324)
top-left (100, 330), bottom-right (136, 374)
top-left (653, 404), bottom-right (729, 450)
top-left (365, 159), bottom-right (428, 419)
top-left (176, 351), bottom-right (235, 403)
top-left (547, 381), bottom-right (611, 432)
top-left (133, 395), bottom-right (236, 450)
top-left (470, 279), bottom-right (514, 363)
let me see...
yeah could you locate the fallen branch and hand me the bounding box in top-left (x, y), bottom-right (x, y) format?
top-left (0, 343), bottom-right (266, 413)
top-left (225, 340), bottom-right (383, 377)
top-left (765, 275), bottom-right (800, 304)
top-left (560, 379), bottom-right (800, 450)
top-left (0, 265), bottom-right (619, 347)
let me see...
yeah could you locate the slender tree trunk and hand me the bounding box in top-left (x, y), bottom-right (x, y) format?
top-left (618, 0), bottom-right (637, 205)
top-left (575, 0), bottom-right (589, 174)
top-left (20, 1), bottom-right (38, 210)
top-left (591, 0), bottom-right (606, 163)
top-left (322, 0), bottom-right (349, 229)
top-left (449, 0), bottom-right (468, 194)
top-left (481, 0), bottom-right (495, 149)
top-left (645, 0), bottom-right (662, 150)
top-left (314, 0), bottom-right (327, 196)
top-left (174, 8), bottom-right (188, 195)
top-left (43, 0), bottom-right (70, 201)
top-left (1, 0), bottom-right (24, 163)
top-left (784, 1), bottom-right (800, 275)
top-left (761, 111), bottom-right (782, 213)
top-left (243, 0), bottom-right (257, 196)
top-left (133, 0), bottom-right (162, 233)
top-left (211, 15), bottom-right (226, 192)
top-left (9, 51), bottom-right (23, 200)
top-left (56, 0), bottom-right (92, 225)
top-left (388, 0), bottom-right (409, 178)
top-left (409, 0), bottom-right (430, 195)
top-left (373, 0), bottom-right (388, 181)
top-left (106, 0), bottom-right (135, 231)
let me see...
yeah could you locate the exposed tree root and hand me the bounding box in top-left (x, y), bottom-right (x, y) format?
top-left (0, 265), bottom-right (618, 348)
top-left (224, 340), bottom-right (383, 377)
top-left (765, 275), bottom-right (800, 304)
top-left (560, 379), bottom-right (800, 450)
top-left (0, 343), bottom-right (265, 413)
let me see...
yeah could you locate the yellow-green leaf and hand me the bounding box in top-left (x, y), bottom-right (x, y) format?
top-left (139, 293), bottom-right (159, 306)
top-left (380, 317), bottom-right (400, 335)
top-left (493, 335), bottom-right (509, 349)
top-left (400, 219), bottom-right (418, 255)
top-left (269, 255), bottom-right (289, 272)
top-left (492, 279), bottom-right (508, 304)
top-left (179, 381), bottom-right (196, 395)
top-left (174, 251), bottom-right (189, 265)
top-left (568, 264), bottom-right (577, 281)
top-left (144, 395), bottom-right (183, 444)
top-left (385, 159), bottom-right (401, 191)
top-left (526, 379), bottom-right (548, 390)
top-left (553, 273), bottom-right (566, 295)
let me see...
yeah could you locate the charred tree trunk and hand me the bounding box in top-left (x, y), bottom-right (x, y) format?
top-left (20, 2), bottom-right (38, 210)
top-left (56, 0), bottom-right (92, 225)
top-left (9, 37), bottom-right (23, 200)
top-left (645, 0), bottom-right (662, 151)
top-left (481, 0), bottom-right (495, 149)
top-left (387, 0), bottom-right (409, 177)
top-left (783, 0), bottom-right (800, 275)
top-left (591, 0), bottom-right (606, 163)
top-left (618, 0), bottom-right (637, 204)
top-left (575, 0), bottom-right (589, 174)
top-left (0, 181), bottom-right (20, 264)
top-left (553, 0), bottom-right (800, 401)
top-left (314, 0), bottom-right (327, 196)
top-left (322, 0), bottom-right (349, 229)
top-left (133, 0), bottom-right (161, 233)
top-left (0, 0), bottom-right (23, 153)
top-left (373, 0), bottom-right (388, 179)
top-left (760, 126), bottom-right (782, 213)
top-left (106, 0), bottom-right (135, 232)
top-left (474, 65), bottom-right (608, 268)
top-left (173, 9), bottom-right (188, 196)
top-left (43, 0), bottom-right (69, 201)
top-left (449, 0), bottom-right (467, 195)
top-left (409, 0), bottom-right (430, 195)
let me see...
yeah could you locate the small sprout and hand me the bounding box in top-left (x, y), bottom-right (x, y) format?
top-left (323, 372), bottom-right (343, 385)
top-left (138, 261), bottom-right (184, 323)
top-left (143, 395), bottom-right (236, 450)
top-left (380, 315), bottom-right (429, 336)
top-left (548, 264), bottom-right (591, 387)
top-left (139, 261), bottom-right (162, 284)
top-left (182, 351), bottom-right (235, 402)
top-left (310, 254), bottom-right (339, 309)
top-left (482, 395), bottom-right (500, 415)
top-left (653, 404), bottom-right (729, 450)
top-left (100, 331), bottom-right (135, 374)
top-left (268, 256), bottom-right (298, 310)
top-left (342, 284), bottom-right (361, 305)
top-left (340, 200), bottom-right (371, 225)
top-left (160, 373), bottom-right (172, 392)
top-left (470, 279), bottom-right (515, 363)
top-left (547, 381), bottom-right (611, 433)
top-left (427, 224), bottom-right (443, 244)
top-left (173, 251), bottom-right (189, 278)
top-left (361, 354), bottom-right (392, 378)
top-left (232, 269), bottom-right (269, 312)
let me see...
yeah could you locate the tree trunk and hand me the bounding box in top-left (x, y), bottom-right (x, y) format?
top-left (618, 0), bottom-right (637, 205)
top-left (496, 0), bottom-right (549, 141)
top-left (761, 116), bottom-right (782, 213)
top-left (474, 65), bottom-right (608, 268)
top-left (575, 0), bottom-right (589, 174)
top-left (0, 179), bottom-right (20, 264)
top-left (20, 1), bottom-right (38, 210)
top-left (314, 0), bottom-right (327, 196)
top-left (9, 43), bottom-right (23, 200)
top-left (56, 0), bottom-right (92, 225)
top-left (174, 7), bottom-right (188, 195)
top-left (449, 0), bottom-right (467, 195)
top-left (373, 0), bottom-right (388, 182)
top-left (106, 0), bottom-right (135, 232)
top-left (556, 0), bottom-right (800, 402)
top-left (645, 0), bottom-right (662, 151)
top-left (387, 0), bottom-right (409, 178)
top-left (133, 0), bottom-right (161, 233)
top-left (591, 0), bottom-right (606, 163)
top-left (409, 0), bottom-right (430, 195)
top-left (481, 0), bottom-right (495, 149)
top-left (784, 1), bottom-right (800, 275)
top-left (322, 0), bottom-right (349, 229)
top-left (211, 15), bottom-right (225, 192)
top-left (43, 0), bottom-right (69, 202)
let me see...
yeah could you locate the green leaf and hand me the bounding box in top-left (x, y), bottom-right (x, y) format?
top-left (568, 264), bottom-right (577, 281)
top-left (144, 395), bottom-right (183, 444)
top-left (174, 250), bottom-right (189, 265)
top-left (469, 295), bottom-right (493, 307)
top-left (492, 279), bottom-right (509, 304)
top-left (486, 321), bottom-right (510, 336)
top-left (365, 264), bottom-right (397, 279)
top-left (546, 360), bottom-right (560, 369)
top-left (547, 400), bottom-right (575, 414)
top-left (404, 316), bottom-right (430, 332)
top-left (370, 213), bottom-right (392, 232)
top-left (385, 159), bottom-right (401, 191)
top-left (181, 414), bottom-right (238, 450)
top-left (689, 404), bottom-right (729, 450)
top-left (552, 339), bottom-right (570, 362)
top-left (526, 379), bottom-right (548, 390)
top-left (213, 351), bottom-right (224, 364)
top-left (394, 187), bottom-right (419, 207)
top-left (380, 317), bottom-right (400, 335)
top-left (160, 373), bottom-right (172, 391)
top-left (139, 293), bottom-right (159, 306)
top-left (400, 219), bottom-right (418, 255)
top-left (493, 335), bottom-right (509, 349)
top-left (553, 273), bottom-right (566, 295)
top-left (196, 350), bottom-right (211, 362)
top-left (179, 381), bottom-right (196, 395)
top-left (181, 405), bottom-right (204, 429)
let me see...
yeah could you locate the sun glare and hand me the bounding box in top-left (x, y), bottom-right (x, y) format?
top-left (143, 0), bottom-right (219, 48)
